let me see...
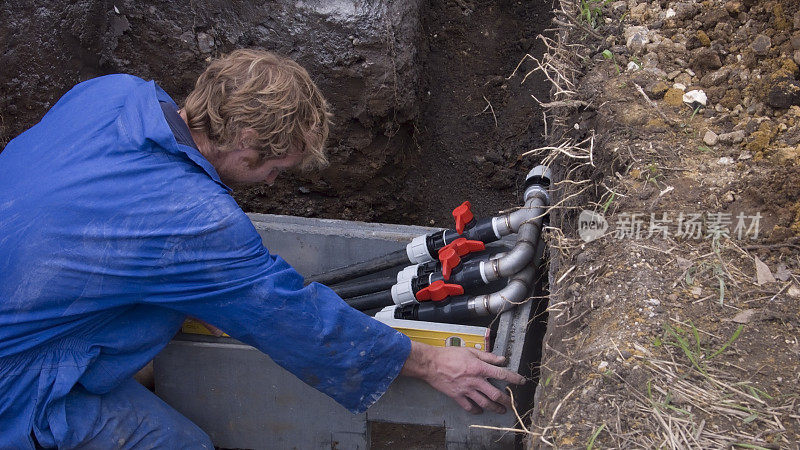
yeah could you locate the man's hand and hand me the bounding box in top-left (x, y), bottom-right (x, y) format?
top-left (400, 341), bottom-right (527, 414)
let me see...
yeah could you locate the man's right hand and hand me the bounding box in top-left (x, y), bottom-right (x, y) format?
top-left (400, 340), bottom-right (527, 414)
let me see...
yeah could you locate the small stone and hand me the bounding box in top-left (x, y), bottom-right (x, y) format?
top-left (724, 1), bottom-right (742, 14)
top-left (675, 72), bottom-right (692, 87)
top-left (645, 81), bottom-right (670, 99)
top-left (696, 30), bottom-right (711, 47)
top-left (667, 293), bottom-right (679, 302)
top-left (767, 78), bottom-right (800, 109)
top-left (718, 130), bottom-right (746, 144)
top-left (691, 48), bottom-right (723, 71)
top-left (642, 52), bottom-right (659, 68)
top-left (598, 361), bottom-right (609, 371)
top-left (732, 309), bottom-right (757, 324)
top-left (620, 350), bottom-right (632, 359)
top-left (611, 1), bottom-right (627, 14)
top-left (298, 186), bottom-right (311, 194)
top-left (738, 151), bottom-right (753, 160)
top-left (722, 191), bottom-right (735, 203)
top-left (627, 61), bottom-right (641, 71)
top-left (196, 32), bottom-right (215, 54)
top-left (625, 26), bottom-right (650, 54)
top-left (751, 34), bottom-right (772, 56)
top-left (718, 156), bottom-right (734, 165)
top-left (703, 130), bottom-right (719, 145)
top-left (663, 88), bottom-right (685, 106)
top-left (667, 69), bottom-right (681, 80)
top-left (794, 50), bottom-right (800, 66)
top-left (646, 298), bottom-right (661, 306)
top-left (674, 2), bottom-right (699, 20)
top-left (683, 89), bottom-right (708, 107)
top-left (701, 67), bottom-right (730, 87)
top-left (630, 3), bottom-right (648, 21)
top-left (791, 35), bottom-right (800, 50)
top-left (665, 7), bottom-right (676, 19)
top-left (746, 101), bottom-right (765, 116)
top-left (788, 284), bottom-right (800, 299)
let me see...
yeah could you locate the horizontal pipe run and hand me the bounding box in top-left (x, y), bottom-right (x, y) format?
top-left (331, 276), bottom-right (397, 299)
top-left (345, 290), bottom-right (395, 311)
top-left (306, 248), bottom-right (408, 286)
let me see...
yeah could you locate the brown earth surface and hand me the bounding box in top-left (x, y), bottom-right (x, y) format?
top-left (529, 0), bottom-right (800, 448)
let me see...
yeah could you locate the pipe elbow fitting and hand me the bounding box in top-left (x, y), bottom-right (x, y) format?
top-left (486, 264), bottom-right (536, 315)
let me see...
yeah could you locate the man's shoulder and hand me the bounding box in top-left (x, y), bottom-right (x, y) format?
top-left (71, 74), bottom-right (148, 95)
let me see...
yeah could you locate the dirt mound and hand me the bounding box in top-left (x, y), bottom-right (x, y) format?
top-left (529, 0), bottom-right (800, 448)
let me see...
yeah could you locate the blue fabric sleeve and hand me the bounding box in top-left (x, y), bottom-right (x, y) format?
top-left (141, 193), bottom-right (412, 413)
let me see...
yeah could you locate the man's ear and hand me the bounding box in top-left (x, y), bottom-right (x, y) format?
top-left (238, 128), bottom-right (258, 150)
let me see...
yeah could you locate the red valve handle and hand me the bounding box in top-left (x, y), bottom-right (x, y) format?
top-left (415, 280), bottom-right (465, 302)
top-left (438, 246), bottom-right (461, 280)
top-left (452, 201), bottom-right (474, 234)
top-left (447, 237), bottom-right (486, 256)
top-left (437, 238), bottom-right (485, 280)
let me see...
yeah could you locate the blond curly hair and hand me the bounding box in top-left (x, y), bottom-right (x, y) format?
top-left (184, 49), bottom-right (330, 169)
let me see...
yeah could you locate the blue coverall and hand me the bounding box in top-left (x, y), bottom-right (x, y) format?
top-left (0, 75), bottom-right (411, 448)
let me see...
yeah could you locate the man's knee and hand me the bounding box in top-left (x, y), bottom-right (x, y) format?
top-left (39, 378), bottom-right (213, 449)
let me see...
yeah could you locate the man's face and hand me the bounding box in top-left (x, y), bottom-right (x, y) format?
top-left (213, 147), bottom-right (304, 187)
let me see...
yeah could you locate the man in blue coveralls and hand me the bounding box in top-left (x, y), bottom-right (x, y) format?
top-left (0, 49), bottom-right (526, 448)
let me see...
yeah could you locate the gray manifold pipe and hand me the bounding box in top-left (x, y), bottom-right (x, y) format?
top-left (469, 237), bottom-right (545, 316)
top-left (479, 166), bottom-right (550, 284)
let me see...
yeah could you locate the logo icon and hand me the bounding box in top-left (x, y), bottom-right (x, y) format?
top-left (578, 210), bottom-right (608, 242)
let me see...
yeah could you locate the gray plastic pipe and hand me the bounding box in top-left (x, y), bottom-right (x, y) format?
top-left (479, 167), bottom-right (549, 284)
top-left (468, 264), bottom-right (536, 316)
top-left (469, 237), bottom-right (545, 316)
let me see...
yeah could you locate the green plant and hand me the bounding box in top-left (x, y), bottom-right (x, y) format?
top-left (586, 423), bottom-right (606, 450)
top-left (643, 163), bottom-right (663, 186)
top-left (579, 0), bottom-right (612, 28)
top-left (664, 322), bottom-right (706, 373)
top-left (662, 322), bottom-right (744, 374)
top-left (708, 324), bottom-right (743, 359)
top-left (602, 49), bottom-right (621, 75)
top-left (601, 192), bottom-right (616, 213)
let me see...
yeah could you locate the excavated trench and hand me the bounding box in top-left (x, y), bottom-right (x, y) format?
top-left (1, 0), bottom-right (555, 447)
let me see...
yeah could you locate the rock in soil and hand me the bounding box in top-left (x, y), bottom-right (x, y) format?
top-left (751, 34), bottom-right (772, 56)
top-left (645, 81), bottom-right (670, 99)
top-left (704, 130), bottom-right (719, 146)
top-left (718, 130), bottom-right (745, 144)
top-left (767, 78), bottom-right (800, 109)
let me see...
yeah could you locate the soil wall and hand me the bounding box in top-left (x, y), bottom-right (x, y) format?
top-left (0, 0), bottom-right (553, 226)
